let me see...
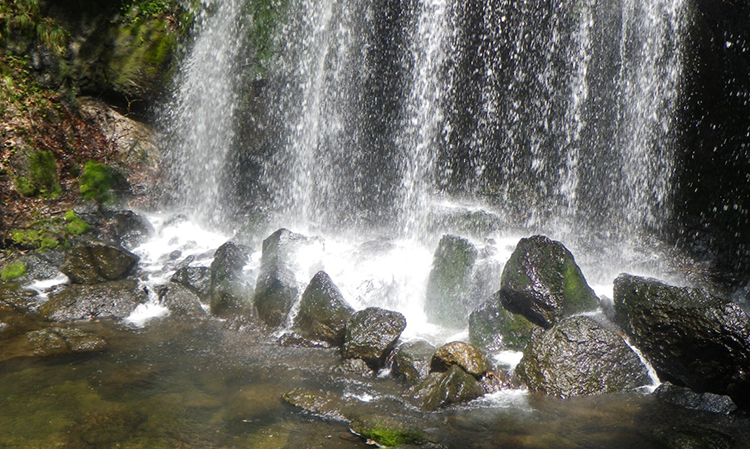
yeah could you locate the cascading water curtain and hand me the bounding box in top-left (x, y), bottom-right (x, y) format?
top-left (162, 0), bottom-right (246, 226)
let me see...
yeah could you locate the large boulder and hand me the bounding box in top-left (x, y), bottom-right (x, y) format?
top-left (293, 271), bottom-right (354, 346)
top-left (411, 365), bottom-right (485, 411)
top-left (156, 283), bottom-right (206, 318)
top-left (390, 340), bottom-right (436, 384)
top-left (341, 307), bottom-right (406, 369)
top-left (209, 242), bottom-right (252, 318)
top-left (40, 280), bottom-right (147, 322)
top-left (102, 210), bottom-right (155, 248)
top-left (431, 341), bottom-right (490, 378)
top-left (253, 229), bottom-right (314, 327)
top-left (516, 316), bottom-right (650, 398)
top-left (425, 234), bottom-right (478, 328)
top-left (468, 295), bottom-right (536, 351)
top-left (61, 240), bottom-right (139, 284)
top-left (613, 274), bottom-right (750, 407)
top-left (498, 235), bottom-right (599, 328)
top-left (653, 382), bottom-right (738, 415)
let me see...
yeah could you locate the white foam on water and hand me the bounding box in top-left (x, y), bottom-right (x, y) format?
top-left (470, 388), bottom-right (532, 411)
top-left (492, 350), bottom-right (524, 371)
top-left (26, 273), bottom-right (69, 300)
top-left (124, 302), bottom-right (171, 328)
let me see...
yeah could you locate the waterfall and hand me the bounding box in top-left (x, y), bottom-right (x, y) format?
top-left (162, 0), bottom-right (246, 226)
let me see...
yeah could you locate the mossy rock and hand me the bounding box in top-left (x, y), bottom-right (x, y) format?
top-left (349, 415), bottom-right (426, 448)
top-left (498, 235), bottom-right (599, 328)
top-left (468, 295), bottom-right (536, 351)
top-left (79, 161), bottom-right (130, 204)
top-left (14, 150), bottom-right (61, 198)
top-left (425, 234), bottom-right (478, 328)
top-left (1, 261), bottom-right (27, 281)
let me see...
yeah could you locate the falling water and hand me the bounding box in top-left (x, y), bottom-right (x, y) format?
top-left (162, 0), bottom-right (246, 225)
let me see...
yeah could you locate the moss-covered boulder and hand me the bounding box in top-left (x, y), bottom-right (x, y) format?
top-left (1, 261), bottom-right (28, 282)
top-left (40, 279), bottom-right (147, 321)
top-left (342, 307), bottom-right (406, 369)
top-left (391, 340), bottom-right (436, 384)
top-left (613, 274), bottom-right (750, 407)
top-left (61, 240), bottom-right (139, 284)
top-left (498, 235), bottom-right (599, 328)
top-left (411, 365), bottom-right (485, 411)
top-left (516, 316), bottom-right (650, 398)
top-left (349, 415), bottom-right (427, 448)
top-left (430, 341), bottom-right (490, 378)
top-left (425, 234), bottom-right (478, 328)
top-left (293, 271), bottom-right (354, 346)
top-left (13, 150), bottom-right (60, 198)
top-left (468, 295), bottom-right (536, 351)
top-left (209, 241), bottom-right (252, 318)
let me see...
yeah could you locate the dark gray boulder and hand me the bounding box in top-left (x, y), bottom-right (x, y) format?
top-left (293, 271), bottom-right (354, 346)
top-left (430, 341), bottom-right (490, 378)
top-left (104, 210), bottom-right (154, 248)
top-left (341, 307), bottom-right (406, 369)
top-left (654, 382), bottom-right (738, 415)
top-left (498, 235), bottom-right (599, 328)
top-left (61, 240), bottom-right (139, 284)
top-left (411, 365), bottom-right (485, 411)
top-left (516, 316), bottom-right (650, 398)
top-left (209, 241), bottom-right (252, 318)
top-left (613, 274), bottom-right (750, 407)
top-left (156, 283), bottom-right (206, 318)
top-left (253, 229), bottom-right (314, 327)
top-left (391, 340), bottom-right (436, 384)
top-left (425, 234), bottom-right (478, 328)
top-left (170, 266), bottom-right (211, 300)
top-left (468, 295), bottom-right (536, 351)
top-left (40, 280), bottom-right (147, 321)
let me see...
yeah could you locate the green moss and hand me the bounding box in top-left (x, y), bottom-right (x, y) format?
top-left (350, 416), bottom-right (426, 448)
top-left (1, 261), bottom-right (27, 281)
top-left (11, 228), bottom-right (59, 250)
top-left (64, 210), bottom-right (90, 236)
top-left (79, 161), bottom-right (117, 203)
top-left (15, 150), bottom-right (61, 198)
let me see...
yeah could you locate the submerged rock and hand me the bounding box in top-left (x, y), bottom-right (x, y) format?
top-left (430, 341), bottom-right (489, 378)
top-left (282, 389), bottom-right (349, 420)
top-left (468, 295), bottom-right (536, 351)
top-left (209, 241), bottom-right (252, 318)
top-left (61, 240), bottom-right (139, 284)
top-left (170, 266), bottom-right (212, 300)
top-left (40, 280), bottom-right (147, 321)
top-left (412, 365), bottom-right (485, 411)
top-left (498, 235), bottom-right (599, 328)
top-left (293, 271), bottom-right (354, 346)
top-left (341, 307), bottom-right (406, 369)
top-left (349, 415), bottom-right (427, 448)
top-left (516, 316), bottom-right (650, 398)
top-left (25, 327), bottom-right (107, 356)
top-left (425, 234), bottom-right (478, 328)
top-left (654, 382), bottom-right (738, 415)
top-left (391, 340), bottom-right (437, 384)
top-left (613, 274), bottom-right (750, 407)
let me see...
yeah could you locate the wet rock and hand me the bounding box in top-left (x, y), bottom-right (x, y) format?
top-left (278, 332), bottom-right (329, 348)
top-left (293, 271), bottom-right (354, 346)
top-left (254, 266), bottom-right (298, 327)
top-left (342, 307), bottom-right (407, 369)
top-left (654, 382), bottom-right (738, 415)
top-left (253, 229), bottom-right (315, 327)
top-left (209, 241), bottom-right (252, 318)
top-left (0, 309), bottom-right (39, 339)
top-left (412, 365), bottom-right (485, 411)
top-left (498, 235), bottom-right (599, 328)
top-left (61, 240), bottom-right (139, 284)
top-left (613, 274), bottom-right (750, 407)
top-left (64, 405), bottom-right (147, 449)
top-left (349, 415), bottom-right (427, 448)
top-left (425, 234), bottom-right (478, 328)
top-left (170, 266), bottom-right (211, 300)
top-left (468, 295), bottom-right (536, 351)
top-left (26, 327), bottom-right (107, 356)
top-left (40, 280), bottom-right (147, 321)
top-left (431, 341), bottom-right (490, 378)
top-left (391, 340), bottom-right (436, 384)
top-left (516, 316), bottom-right (650, 398)
top-left (17, 251), bottom-right (64, 281)
top-left (156, 283), bottom-right (206, 317)
top-left (334, 358), bottom-right (374, 377)
top-left (104, 210), bottom-right (154, 248)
